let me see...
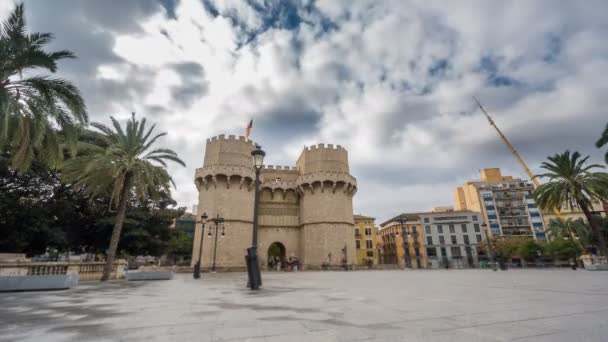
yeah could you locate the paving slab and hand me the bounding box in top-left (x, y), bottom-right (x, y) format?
top-left (1, 269), bottom-right (608, 341)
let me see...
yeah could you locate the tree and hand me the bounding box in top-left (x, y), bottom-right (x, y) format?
top-left (533, 151), bottom-right (608, 257)
top-left (493, 236), bottom-right (526, 261)
top-left (517, 239), bottom-right (544, 262)
top-left (0, 3), bottom-right (87, 171)
top-left (547, 217), bottom-right (591, 248)
top-left (167, 230), bottom-right (193, 264)
top-left (545, 238), bottom-right (582, 261)
top-left (596, 123), bottom-right (608, 164)
top-left (61, 114), bottom-right (185, 280)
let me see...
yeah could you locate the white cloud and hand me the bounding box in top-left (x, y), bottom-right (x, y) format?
top-left (16, 0), bottom-right (608, 222)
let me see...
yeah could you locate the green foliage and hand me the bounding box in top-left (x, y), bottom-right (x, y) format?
top-left (533, 150), bottom-right (608, 256)
top-left (596, 123), bottom-right (608, 164)
top-left (0, 3), bottom-right (87, 171)
top-left (545, 238), bottom-right (582, 261)
top-left (0, 151), bottom-right (183, 257)
top-left (61, 114), bottom-right (185, 208)
top-left (493, 237), bottom-right (527, 260)
top-left (167, 229), bottom-right (193, 259)
top-left (547, 217), bottom-right (592, 247)
top-left (517, 239), bottom-right (544, 261)
top-left (533, 151), bottom-right (608, 211)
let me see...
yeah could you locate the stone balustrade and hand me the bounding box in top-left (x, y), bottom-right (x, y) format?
top-left (0, 260), bottom-right (128, 280)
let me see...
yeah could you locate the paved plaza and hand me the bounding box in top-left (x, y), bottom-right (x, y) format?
top-left (1, 269), bottom-right (608, 341)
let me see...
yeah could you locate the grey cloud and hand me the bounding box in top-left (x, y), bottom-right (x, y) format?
top-left (169, 62), bottom-right (208, 109)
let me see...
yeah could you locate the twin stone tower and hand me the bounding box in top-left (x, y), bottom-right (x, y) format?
top-left (192, 134), bottom-right (358, 270)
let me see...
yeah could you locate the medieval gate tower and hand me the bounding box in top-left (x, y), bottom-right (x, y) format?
top-left (192, 134), bottom-right (357, 270)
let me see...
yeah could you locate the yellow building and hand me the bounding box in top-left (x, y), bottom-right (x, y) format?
top-left (354, 215), bottom-right (378, 266)
top-left (454, 168), bottom-right (547, 240)
top-left (378, 214), bottom-right (426, 268)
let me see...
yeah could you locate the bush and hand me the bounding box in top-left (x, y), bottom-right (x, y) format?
top-left (545, 238), bottom-right (582, 261)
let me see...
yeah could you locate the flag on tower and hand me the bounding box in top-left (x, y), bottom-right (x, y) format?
top-left (245, 119), bottom-right (253, 139)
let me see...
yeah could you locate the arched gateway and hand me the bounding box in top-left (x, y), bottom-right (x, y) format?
top-left (267, 242), bottom-right (286, 269)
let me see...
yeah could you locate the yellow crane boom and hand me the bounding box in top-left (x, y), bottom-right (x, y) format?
top-left (473, 97), bottom-right (540, 187)
top-left (473, 96), bottom-right (562, 217)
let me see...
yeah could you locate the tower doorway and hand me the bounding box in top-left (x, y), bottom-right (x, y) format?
top-left (267, 242), bottom-right (286, 270)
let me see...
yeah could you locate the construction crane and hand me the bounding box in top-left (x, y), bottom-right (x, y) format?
top-left (473, 96), bottom-right (562, 218)
top-left (473, 96), bottom-right (541, 187)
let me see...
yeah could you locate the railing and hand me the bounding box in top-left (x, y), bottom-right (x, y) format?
top-left (0, 261), bottom-right (127, 280)
top-left (27, 265), bottom-right (68, 275)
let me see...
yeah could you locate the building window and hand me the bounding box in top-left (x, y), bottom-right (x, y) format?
top-left (440, 247), bottom-right (447, 257)
top-left (426, 247), bottom-right (437, 257)
top-left (412, 226), bottom-right (418, 234)
top-left (355, 228), bottom-right (360, 237)
top-left (532, 222), bottom-right (543, 227)
top-left (461, 224), bottom-right (467, 233)
top-left (463, 235), bottom-right (470, 245)
top-left (488, 214), bottom-right (498, 220)
top-left (527, 203), bottom-right (536, 208)
top-left (365, 227), bottom-right (372, 235)
top-left (356, 240), bottom-right (361, 249)
top-left (530, 212), bottom-right (540, 217)
top-left (476, 234), bottom-right (482, 242)
top-left (366, 251), bottom-right (374, 257)
top-left (472, 215), bottom-right (478, 221)
top-left (474, 223), bottom-right (480, 232)
top-left (486, 205), bottom-right (495, 210)
top-left (366, 240), bottom-right (373, 249)
top-left (439, 236), bottom-right (445, 245)
top-left (451, 246), bottom-right (462, 257)
top-left (425, 226), bottom-right (431, 234)
top-left (451, 236), bottom-right (457, 244)
top-left (426, 236), bottom-right (433, 245)
top-left (449, 224), bottom-right (455, 233)
top-left (437, 225), bottom-right (443, 234)
top-left (424, 217), bottom-right (429, 223)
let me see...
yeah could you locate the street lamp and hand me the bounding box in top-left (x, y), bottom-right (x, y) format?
top-left (482, 223), bottom-right (497, 271)
top-left (246, 144), bottom-right (265, 290)
top-left (396, 216), bottom-right (411, 269)
top-left (193, 212), bottom-right (208, 279)
top-left (208, 214), bottom-right (225, 272)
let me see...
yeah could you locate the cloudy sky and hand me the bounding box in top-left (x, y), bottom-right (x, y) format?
top-left (4, 0), bottom-right (607, 222)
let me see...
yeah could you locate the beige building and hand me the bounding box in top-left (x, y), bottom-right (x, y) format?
top-left (354, 215), bottom-right (378, 266)
top-left (191, 135), bottom-right (357, 271)
top-left (379, 214), bottom-right (426, 268)
top-left (454, 168), bottom-right (547, 240)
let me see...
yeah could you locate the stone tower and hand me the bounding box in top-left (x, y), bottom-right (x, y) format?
top-left (296, 144), bottom-right (357, 268)
top-left (193, 135), bottom-right (256, 270)
top-left (192, 136), bottom-right (357, 271)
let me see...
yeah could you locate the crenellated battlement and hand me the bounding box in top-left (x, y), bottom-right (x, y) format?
top-left (206, 134), bottom-right (257, 145)
top-left (304, 143), bottom-right (346, 151)
top-left (262, 165), bottom-right (298, 172)
top-left (296, 143), bottom-right (349, 175)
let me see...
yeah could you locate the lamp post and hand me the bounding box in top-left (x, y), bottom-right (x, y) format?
top-left (208, 214), bottom-right (225, 272)
top-left (396, 216), bottom-right (410, 269)
top-left (246, 144), bottom-right (265, 290)
top-left (193, 213), bottom-right (208, 279)
top-left (482, 223), bottom-right (497, 271)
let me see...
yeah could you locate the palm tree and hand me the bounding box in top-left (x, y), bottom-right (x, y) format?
top-left (597, 123), bottom-right (608, 164)
top-left (597, 123), bottom-right (608, 215)
top-left (0, 3), bottom-right (87, 171)
top-left (62, 113), bottom-right (185, 281)
top-left (547, 217), bottom-right (591, 247)
top-left (533, 151), bottom-right (608, 257)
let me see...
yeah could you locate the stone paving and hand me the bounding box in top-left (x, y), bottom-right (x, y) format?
top-left (1, 269), bottom-right (608, 341)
